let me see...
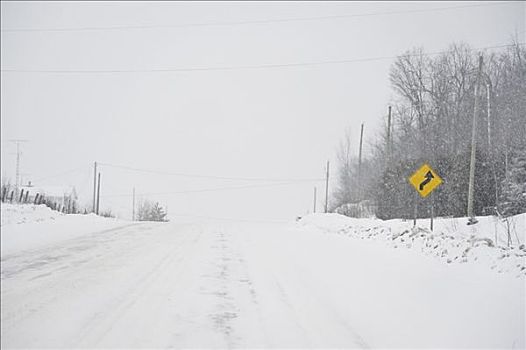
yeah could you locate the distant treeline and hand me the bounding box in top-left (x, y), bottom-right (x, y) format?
top-left (333, 42), bottom-right (526, 219)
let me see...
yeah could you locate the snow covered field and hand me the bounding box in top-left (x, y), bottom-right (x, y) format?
top-left (1, 204), bottom-right (524, 348)
top-left (1, 204), bottom-right (134, 256)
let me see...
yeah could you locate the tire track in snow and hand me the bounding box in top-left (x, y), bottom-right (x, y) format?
top-left (204, 226), bottom-right (270, 348)
top-left (75, 227), bottom-right (202, 347)
top-left (272, 243), bottom-right (370, 349)
top-left (236, 223), bottom-right (370, 348)
top-left (1, 223), bottom-right (196, 348)
top-left (292, 267), bottom-right (370, 349)
top-left (1, 223), bottom-right (158, 331)
top-left (1, 223), bottom-right (141, 265)
top-left (207, 228), bottom-right (240, 348)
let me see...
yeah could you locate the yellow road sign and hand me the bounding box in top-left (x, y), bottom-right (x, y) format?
top-left (409, 163), bottom-right (443, 198)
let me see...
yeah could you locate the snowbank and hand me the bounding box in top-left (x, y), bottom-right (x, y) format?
top-left (1, 203), bottom-right (133, 256)
top-left (1, 202), bottom-right (64, 226)
top-left (299, 213), bottom-right (526, 276)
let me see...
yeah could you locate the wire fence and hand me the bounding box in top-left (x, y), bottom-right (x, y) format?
top-left (1, 185), bottom-right (80, 214)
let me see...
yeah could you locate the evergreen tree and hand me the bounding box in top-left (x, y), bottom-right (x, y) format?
top-left (137, 200), bottom-right (168, 222)
top-left (149, 202), bottom-right (168, 222)
top-left (500, 149), bottom-right (526, 216)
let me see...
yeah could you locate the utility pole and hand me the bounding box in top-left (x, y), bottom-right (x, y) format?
top-left (92, 161), bottom-right (98, 213)
top-left (132, 187), bottom-right (136, 221)
top-left (486, 83), bottom-right (492, 153)
top-left (358, 123), bottom-right (364, 201)
top-left (9, 140), bottom-right (28, 196)
top-left (324, 161), bottom-right (330, 213)
top-left (467, 54), bottom-right (483, 225)
top-left (313, 187), bottom-right (317, 213)
top-left (505, 143), bottom-right (509, 178)
top-left (96, 172), bottom-right (101, 215)
top-left (486, 82), bottom-right (498, 209)
top-left (386, 106), bottom-right (392, 165)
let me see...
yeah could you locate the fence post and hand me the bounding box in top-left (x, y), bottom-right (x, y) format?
top-left (2, 187), bottom-right (6, 202)
top-left (19, 189), bottom-right (24, 203)
top-left (24, 191), bottom-right (29, 203)
top-left (34, 193), bottom-right (39, 204)
top-left (10, 190), bottom-right (14, 202)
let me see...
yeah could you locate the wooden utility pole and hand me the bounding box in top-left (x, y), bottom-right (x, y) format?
top-left (486, 83), bottom-right (492, 153)
top-left (313, 187), bottom-right (317, 213)
top-left (486, 82), bottom-right (498, 208)
top-left (386, 106), bottom-right (392, 165)
top-left (358, 123), bottom-right (364, 201)
top-left (132, 187), bottom-right (136, 221)
top-left (324, 161), bottom-right (330, 213)
top-left (467, 55), bottom-right (483, 225)
top-left (96, 172), bottom-right (101, 215)
top-left (92, 161), bottom-right (98, 213)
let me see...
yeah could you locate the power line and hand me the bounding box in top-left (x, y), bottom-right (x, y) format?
top-left (1, 43), bottom-right (522, 74)
top-left (31, 166), bottom-right (88, 183)
top-left (1, 43), bottom-right (524, 74)
top-left (101, 181), bottom-right (313, 198)
top-left (0, 3), bottom-right (511, 33)
top-left (98, 162), bottom-right (324, 183)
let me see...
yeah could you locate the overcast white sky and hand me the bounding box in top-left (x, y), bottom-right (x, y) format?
top-left (1, 1), bottom-right (525, 221)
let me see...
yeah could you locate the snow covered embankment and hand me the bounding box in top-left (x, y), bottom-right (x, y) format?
top-left (299, 213), bottom-right (526, 277)
top-left (1, 203), bottom-right (133, 256)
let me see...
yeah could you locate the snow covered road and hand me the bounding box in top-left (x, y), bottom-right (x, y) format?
top-left (1, 220), bottom-right (525, 348)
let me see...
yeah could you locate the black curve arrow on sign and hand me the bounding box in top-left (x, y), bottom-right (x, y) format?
top-left (419, 171), bottom-right (434, 191)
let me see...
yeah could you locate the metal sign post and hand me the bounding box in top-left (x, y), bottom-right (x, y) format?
top-left (409, 163), bottom-right (442, 231)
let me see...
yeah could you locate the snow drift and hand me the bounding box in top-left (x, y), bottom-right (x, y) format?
top-left (1, 203), bottom-right (133, 256)
top-left (299, 213), bottom-right (526, 277)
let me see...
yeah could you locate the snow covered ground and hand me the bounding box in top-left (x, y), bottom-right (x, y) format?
top-left (1, 204), bottom-right (524, 348)
top-left (1, 203), bottom-right (134, 256)
top-left (300, 212), bottom-right (526, 277)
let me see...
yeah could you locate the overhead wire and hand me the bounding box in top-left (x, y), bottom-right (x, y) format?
top-left (21, 162), bottom-right (323, 200)
top-left (97, 162), bottom-right (324, 183)
top-left (101, 181), bottom-right (317, 198)
top-left (1, 43), bottom-right (523, 74)
top-left (30, 166), bottom-right (89, 183)
top-left (0, 3), bottom-right (512, 33)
